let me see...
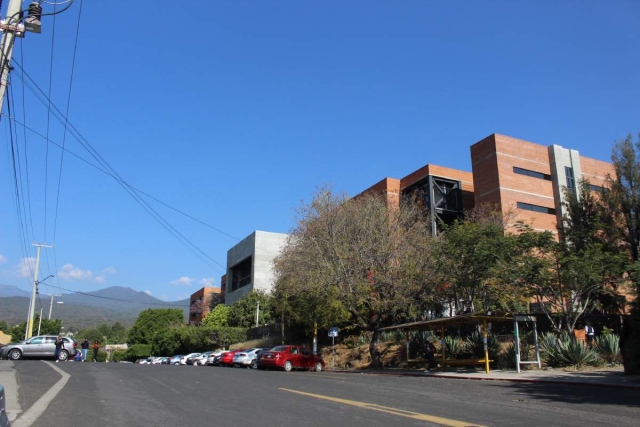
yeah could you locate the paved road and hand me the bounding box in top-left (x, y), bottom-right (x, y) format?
top-left (3, 361), bottom-right (640, 426)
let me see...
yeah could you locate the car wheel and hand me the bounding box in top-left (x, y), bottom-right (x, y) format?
top-left (250, 360), bottom-right (258, 369)
top-left (8, 349), bottom-right (21, 360)
top-left (284, 361), bottom-right (293, 372)
top-left (58, 350), bottom-right (69, 362)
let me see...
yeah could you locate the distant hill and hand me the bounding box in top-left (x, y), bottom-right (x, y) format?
top-left (0, 286), bottom-right (189, 331)
top-left (0, 284), bottom-right (31, 298)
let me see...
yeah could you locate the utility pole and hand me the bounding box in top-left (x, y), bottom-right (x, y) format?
top-left (0, 1), bottom-right (43, 114)
top-left (27, 243), bottom-right (52, 339)
top-left (48, 292), bottom-right (62, 319)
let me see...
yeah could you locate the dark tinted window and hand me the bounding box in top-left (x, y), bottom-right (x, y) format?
top-left (517, 202), bottom-right (556, 215)
top-left (513, 167), bottom-right (552, 181)
top-left (271, 346), bottom-right (288, 352)
top-left (565, 167), bottom-right (575, 190)
top-left (588, 184), bottom-right (605, 193)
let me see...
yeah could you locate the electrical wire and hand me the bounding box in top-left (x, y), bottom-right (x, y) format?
top-left (39, 282), bottom-right (189, 307)
top-left (43, 1), bottom-right (59, 244)
top-left (5, 113), bottom-right (245, 245)
top-left (10, 61), bottom-right (227, 272)
top-left (52, 0), bottom-right (83, 294)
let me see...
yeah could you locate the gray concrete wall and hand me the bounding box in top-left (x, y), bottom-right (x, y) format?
top-left (224, 230), bottom-right (288, 305)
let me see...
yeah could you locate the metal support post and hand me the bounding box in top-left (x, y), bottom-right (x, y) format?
top-left (0, 0), bottom-right (25, 114)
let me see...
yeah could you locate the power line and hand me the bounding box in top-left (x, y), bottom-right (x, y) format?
top-left (10, 61), bottom-right (227, 272)
top-left (39, 282), bottom-right (188, 307)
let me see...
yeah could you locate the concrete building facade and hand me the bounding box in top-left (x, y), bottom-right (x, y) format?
top-left (224, 230), bottom-right (288, 305)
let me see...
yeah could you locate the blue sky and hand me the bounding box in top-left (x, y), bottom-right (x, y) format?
top-left (1, 1), bottom-right (639, 301)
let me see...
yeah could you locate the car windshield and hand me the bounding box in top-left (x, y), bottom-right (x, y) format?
top-left (270, 346), bottom-right (289, 352)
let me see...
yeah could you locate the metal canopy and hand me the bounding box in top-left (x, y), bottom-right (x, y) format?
top-left (379, 313), bottom-right (514, 331)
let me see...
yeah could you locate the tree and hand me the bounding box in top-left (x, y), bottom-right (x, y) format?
top-left (273, 187), bottom-right (436, 367)
top-left (601, 133), bottom-right (640, 373)
top-left (202, 304), bottom-right (230, 328)
top-left (434, 207), bottom-right (526, 315)
top-left (127, 309), bottom-right (184, 345)
top-left (509, 183), bottom-right (628, 334)
top-left (228, 290), bottom-right (275, 328)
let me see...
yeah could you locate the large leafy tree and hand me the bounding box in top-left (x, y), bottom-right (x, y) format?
top-left (510, 182), bottom-right (627, 333)
top-left (202, 304), bottom-right (231, 328)
top-left (434, 207), bottom-right (526, 315)
top-left (228, 290), bottom-right (275, 328)
top-left (127, 309), bottom-right (184, 345)
top-left (273, 187), bottom-right (436, 367)
top-left (600, 133), bottom-right (640, 374)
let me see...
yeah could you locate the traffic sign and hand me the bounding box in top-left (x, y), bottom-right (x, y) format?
top-left (328, 327), bottom-right (339, 337)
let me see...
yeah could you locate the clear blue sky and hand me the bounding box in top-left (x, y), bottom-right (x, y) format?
top-left (1, 1), bottom-right (638, 301)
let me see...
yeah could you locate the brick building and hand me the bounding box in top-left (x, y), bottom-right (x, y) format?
top-left (471, 133), bottom-right (612, 234)
top-left (360, 133), bottom-right (612, 237)
top-left (189, 286), bottom-right (224, 325)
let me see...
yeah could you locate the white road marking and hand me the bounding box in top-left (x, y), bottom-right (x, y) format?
top-left (13, 361), bottom-right (70, 427)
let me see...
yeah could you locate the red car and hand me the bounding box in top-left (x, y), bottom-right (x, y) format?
top-left (258, 345), bottom-right (325, 372)
top-left (218, 349), bottom-right (245, 367)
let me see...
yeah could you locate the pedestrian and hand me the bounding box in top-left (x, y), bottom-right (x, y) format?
top-left (424, 340), bottom-right (437, 373)
top-left (54, 335), bottom-right (65, 362)
top-left (585, 323), bottom-right (595, 346)
top-left (92, 340), bottom-right (100, 362)
top-left (81, 338), bottom-right (89, 362)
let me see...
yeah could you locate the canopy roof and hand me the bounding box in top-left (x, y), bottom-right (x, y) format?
top-left (379, 313), bottom-right (514, 331)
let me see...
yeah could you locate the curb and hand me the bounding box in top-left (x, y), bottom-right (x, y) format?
top-left (327, 369), bottom-right (640, 391)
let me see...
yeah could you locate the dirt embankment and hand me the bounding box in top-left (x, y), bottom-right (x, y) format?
top-left (320, 343), bottom-right (406, 369)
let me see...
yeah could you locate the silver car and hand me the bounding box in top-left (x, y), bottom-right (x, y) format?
top-left (0, 335), bottom-right (77, 362)
top-left (232, 348), bottom-right (267, 369)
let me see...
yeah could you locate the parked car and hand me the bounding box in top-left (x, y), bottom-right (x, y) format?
top-left (180, 353), bottom-right (201, 365)
top-left (218, 349), bottom-right (246, 367)
top-left (169, 355), bottom-right (183, 365)
top-left (206, 351), bottom-right (225, 366)
top-left (191, 351), bottom-right (216, 366)
top-left (258, 345), bottom-right (324, 372)
top-left (185, 353), bottom-right (203, 365)
top-left (0, 335), bottom-right (77, 362)
top-left (151, 357), bottom-right (168, 365)
top-left (0, 383), bottom-right (10, 427)
top-left (233, 348), bottom-right (270, 369)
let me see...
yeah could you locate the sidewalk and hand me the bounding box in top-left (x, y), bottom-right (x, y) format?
top-left (330, 366), bottom-right (640, 390)
top-left (0, 361), bottom-right (20, 422)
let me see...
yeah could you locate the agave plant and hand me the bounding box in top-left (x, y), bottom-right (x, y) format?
top-left (538, 332), bottom-right (565, 367)
top-left (465, 331), bottom-right (501, 359)
top-left (558, 338), bottom-right (600, 368)
top-left (442, 335), bottom-right (465, 358)
top-left (594, 334), bottom-right (621, 363)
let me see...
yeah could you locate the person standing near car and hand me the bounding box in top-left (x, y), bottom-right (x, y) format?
top-left (54, 336), bottom-right (65, 362)
top-left (81, 338), bottom-right (89, 362)
top-left (92, 340), bottom-right (100, 362)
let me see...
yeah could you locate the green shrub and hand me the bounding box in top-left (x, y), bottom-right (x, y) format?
top-left (594, 334), bottom-right (621, 363)
top-left (558, 339), bottom-right (599, 368)
top-left (464, 331), bottom-right (501, 359)
top-left (540, 332), bottom-right (600, 368)
top-left (111, 351), bottom-right (128, 362)
top-left (125, 344), bottom-right (152, 361)
top-left (442, 336), bottom-right (465, 358)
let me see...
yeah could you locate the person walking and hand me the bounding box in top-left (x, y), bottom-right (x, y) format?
top-left (54, 336), bottom-right (65, 362)
top-left (585, 323), bottom-right (595, 346)
top-left (92, 340), bottom-right (100, 362)
top-left (424, 340), bottom-right (437, 373)
top-left (81, 338), bottom-right (89, 362)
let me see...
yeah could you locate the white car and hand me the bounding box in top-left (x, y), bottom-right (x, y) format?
top-left (232, 348), bottom-right (264, 369)
top-left (191, 351), bottom-right (217, 366)
top-left (180, 353), bottom-right (201, 365)
top-left (206, 350), bottom-right (225, 366)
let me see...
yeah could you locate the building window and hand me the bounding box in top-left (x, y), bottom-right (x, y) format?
top-left (588, 184), bottom-right (605, 193)
top-left (565, 167), bottom-right (575, 191)
top-left (230, 256), bottom-right (252, 291)
top-left (513, 167), bottom-right (552, 181)
top-left (517, 202), bottom-right (556, 215)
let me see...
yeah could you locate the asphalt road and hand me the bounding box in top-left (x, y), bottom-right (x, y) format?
top-left (6, 361), bottom-right (640, 427)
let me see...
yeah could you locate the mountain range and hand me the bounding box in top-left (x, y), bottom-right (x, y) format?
top-left (0, 285), bottom-right (189, 330)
